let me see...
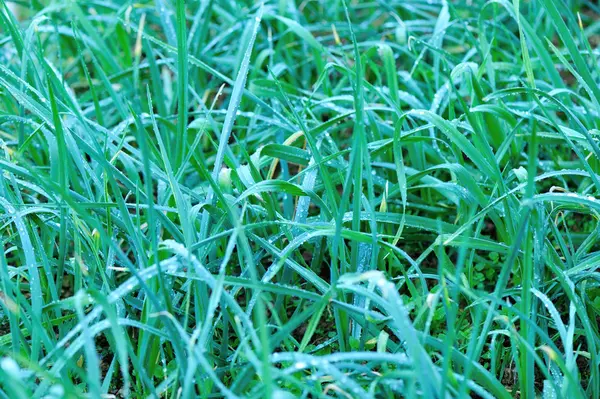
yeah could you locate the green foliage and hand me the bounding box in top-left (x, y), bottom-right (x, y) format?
top-left (0, 0), bottom-right (599, 398)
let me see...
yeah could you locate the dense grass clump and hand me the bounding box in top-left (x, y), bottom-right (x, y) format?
top-left (1, 0), bottom-right (600, 397)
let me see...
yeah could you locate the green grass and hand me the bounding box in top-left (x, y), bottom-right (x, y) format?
top-left (1, 0), bottom-right (600, 397)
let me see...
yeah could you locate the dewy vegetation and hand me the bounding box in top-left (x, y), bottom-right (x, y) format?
top-left (0, 0), bottom-right (599, 397)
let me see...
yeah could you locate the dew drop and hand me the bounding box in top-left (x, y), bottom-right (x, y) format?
top-left (294, 361), bottom-right (307, 369)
